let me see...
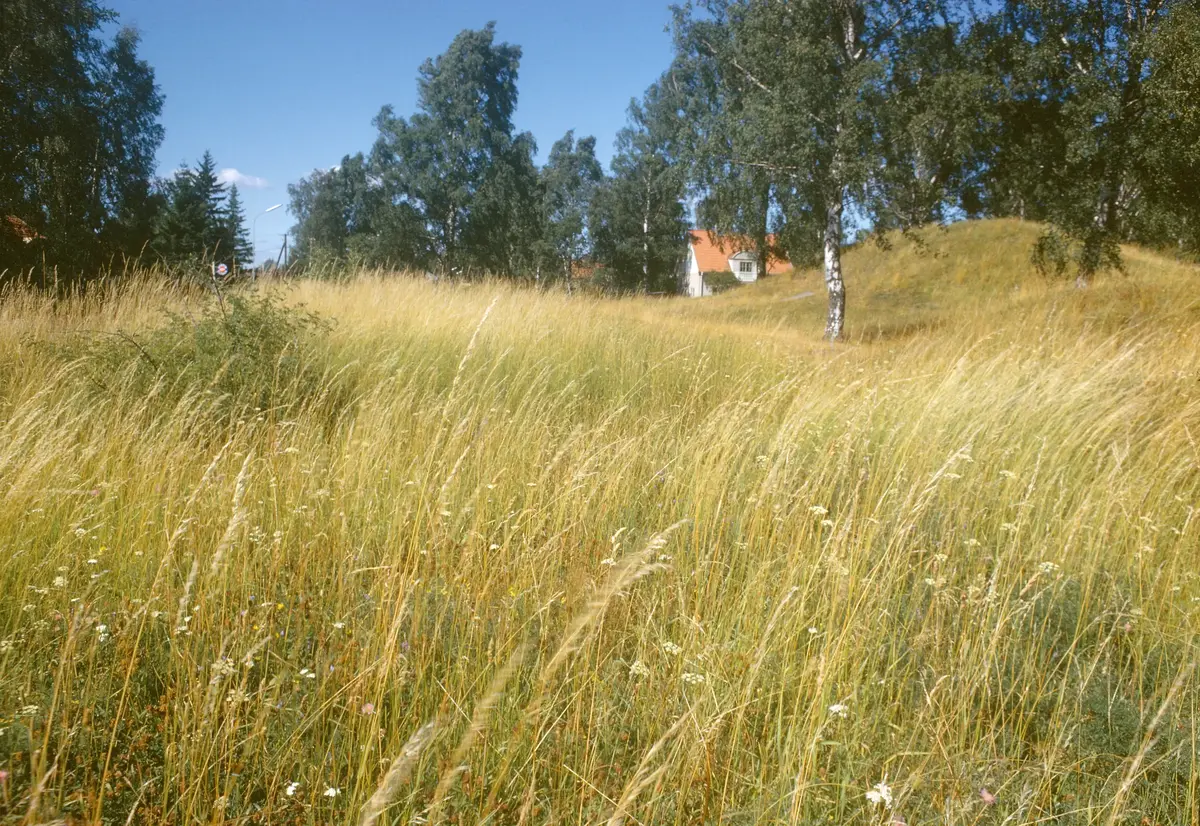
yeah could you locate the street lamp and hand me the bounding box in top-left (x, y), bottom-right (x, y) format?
top-left (252, 204), bottom-right (283, 279)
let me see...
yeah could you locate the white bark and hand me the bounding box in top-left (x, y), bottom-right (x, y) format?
top-left (824, 193), bottom-right (846, 341)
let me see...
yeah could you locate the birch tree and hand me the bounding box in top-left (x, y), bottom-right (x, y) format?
top-left (671, 0), bottom-right (967, 340)
top-left (591, 84), bottom-right (689, 292)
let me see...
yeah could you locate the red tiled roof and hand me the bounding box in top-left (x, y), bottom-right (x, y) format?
top-left (688, 230), bottom-right (790, 274)
top-left (4, 215), bottom-right (44, 244)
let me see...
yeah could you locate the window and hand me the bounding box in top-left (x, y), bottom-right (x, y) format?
top-left (739, 261), bottom-right (755, 274)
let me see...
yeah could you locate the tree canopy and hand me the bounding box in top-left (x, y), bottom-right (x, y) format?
top-left (1, 0), bottom-right (164, 277)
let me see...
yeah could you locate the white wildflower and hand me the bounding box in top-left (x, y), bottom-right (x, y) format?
top-left (809, 505), bottom-right (828, 516)
top-left (662, 641), bottom-right (682, 656)
top-left (599, 558), bottom-right (616, 567)
top-left (629, 660), bottom-right (650, 678)
top-left (53, 576), bottom-right (66, 588)
top-left (828, 703), bottom-right (850, 719)
top-left (1038, 561), bottom-right (1060, 575)
top-left (285, 781), bottom-right (300, 796)
top-left (681, 672), bottom-right (705, 685)
top-left (865, 780), bottom-right (893, 808)
top-left (323, 787), bottom-right (340, 798)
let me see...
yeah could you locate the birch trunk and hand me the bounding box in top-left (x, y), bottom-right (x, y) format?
top-left (823, 192), bottom-right (846, 341)
top-left (642, 178), bottom-right (651, 283)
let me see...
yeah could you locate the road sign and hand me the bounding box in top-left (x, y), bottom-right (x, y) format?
top-left (215, 263), bottom-right (229, 277)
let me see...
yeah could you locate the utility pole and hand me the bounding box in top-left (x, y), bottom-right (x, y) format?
top-left (275, 234), bottom-right (288, 271)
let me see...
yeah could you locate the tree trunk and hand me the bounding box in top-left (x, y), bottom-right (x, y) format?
top-left (823, 192), bottom-right (846, 341)
top-left (642, 179), bottom-right (651, 285)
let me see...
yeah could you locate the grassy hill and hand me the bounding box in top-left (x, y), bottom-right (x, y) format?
top-left (644, 218), bottom-right (1200, 345)
top-left (0, 220), bottom-right (1197, 826)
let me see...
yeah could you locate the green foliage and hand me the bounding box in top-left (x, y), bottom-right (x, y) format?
top-left (701, 269), bottom-right (742, 293)
top-left (965, 0), bottom-right (1200, 274)
top-left (539, 131), bottom-right (604, 282)
top-left (368, 24), bottom-right (541, 276)
top-left (0, 2), bottom-right (164, 278)
top-left (1031, 229), bottom-right (1072, 279)
top-left (222, 185), bottom-right (253, 269)
top-left (669, 0), bottom-right (970, 337)
top-left (76, 292), bottom-right (348, 419)
top-left (590, 84), bottom-right (689, 293)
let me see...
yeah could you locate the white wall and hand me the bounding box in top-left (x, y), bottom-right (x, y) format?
top-left (684, 246), bottom-right (712, 297)
top-left (683, 243), bottom-right (764, 298)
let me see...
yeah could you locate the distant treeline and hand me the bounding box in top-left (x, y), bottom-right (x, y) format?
top-left (2, 1), bottom-right (254, 278)
top-left (4, 2), bottom-right (1200, 323)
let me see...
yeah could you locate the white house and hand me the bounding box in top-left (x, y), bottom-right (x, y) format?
top-left (681, 231), bottom-right (790, 297)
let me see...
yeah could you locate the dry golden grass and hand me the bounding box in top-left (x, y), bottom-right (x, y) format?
top-left (0, 219), bottom-right (1197, 825)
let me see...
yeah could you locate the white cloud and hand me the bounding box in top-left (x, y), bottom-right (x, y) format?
top-left (217, 168), bottom-right (269, 189)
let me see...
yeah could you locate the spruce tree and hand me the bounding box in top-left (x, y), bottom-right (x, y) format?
top-left (223, 185), bottom-right (253, 269)
top-left (153, 151), bottom-right (230, 265)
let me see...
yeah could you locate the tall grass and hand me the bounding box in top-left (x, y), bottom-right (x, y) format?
top-left (0, 220), bottom-right (1197, 825)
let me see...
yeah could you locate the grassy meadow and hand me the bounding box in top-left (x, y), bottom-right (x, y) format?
top-left (1, 219), bottom-right (1198, 825)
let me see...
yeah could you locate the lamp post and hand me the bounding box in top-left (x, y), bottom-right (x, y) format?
top-left (252, 204), bottom-right (283, 280)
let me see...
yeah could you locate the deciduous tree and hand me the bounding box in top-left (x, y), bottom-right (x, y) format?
top-left (671, 0), bottom-right (969, 339)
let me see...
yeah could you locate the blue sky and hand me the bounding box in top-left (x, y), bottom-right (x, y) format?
top-left (105, 1), bottom-right (678, 263)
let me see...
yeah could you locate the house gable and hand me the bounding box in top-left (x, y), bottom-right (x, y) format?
top-left (682, 231), bottom-right (791, 297)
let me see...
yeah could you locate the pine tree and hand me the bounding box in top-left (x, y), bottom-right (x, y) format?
top-left (153, 151), bottom-right (230, 265)
top-left (223, 185), bottom-right (253, 269)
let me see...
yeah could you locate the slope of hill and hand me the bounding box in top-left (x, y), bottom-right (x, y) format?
top-left (649, 218), bottom-right (1200, 345)
top-left (0, 221), bottom-right (1197, 826)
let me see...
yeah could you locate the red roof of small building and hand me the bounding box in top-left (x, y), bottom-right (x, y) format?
top-left (4, 215), bottom-right (44, 244)
top-left (688, 230), bottom-right (790, 274)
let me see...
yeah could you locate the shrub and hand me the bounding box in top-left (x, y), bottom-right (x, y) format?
top-left (702, 270), bottom-right (743, 293)
top-left (75, 291), bottom-right (352, 420)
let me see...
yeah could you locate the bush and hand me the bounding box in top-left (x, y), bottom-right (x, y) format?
top-left (702, 270), bottom-right (743, 293)
top-left (76, 291), bottom-right (351, 420)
